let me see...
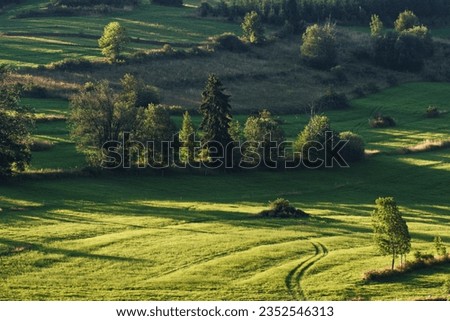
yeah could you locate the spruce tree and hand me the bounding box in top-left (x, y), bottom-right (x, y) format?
top-left (199, 74), bottom-right (233, 160)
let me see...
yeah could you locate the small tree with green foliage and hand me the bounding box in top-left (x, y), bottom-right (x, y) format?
top-left (394, 10), bottom-right (419, 32)
top-left (241, 11), bottom-right (265, 44)
top-left (372, 197), bottom-right (411, 270)
top-left (179, 111), bottom-right (196, 164)
top-left (434, 236), bottom-right (447, 256)
top-left (0, 66), bottom-right (33, 177)
top-left (243, 109), bottom-right (285, 164)
top-left (300, 22), bottom-right (337, 69)
top-left (98, 22), bottom-right (129, 61)
top-left (295, 115), bottom-right (339, 165)
top-left (370, 14), bottom-right (383, 37)
top-left (120, 73), bottom-right (160, 107)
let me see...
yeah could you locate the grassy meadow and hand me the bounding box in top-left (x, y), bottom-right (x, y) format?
top-left (0, 0), bottom-right (241, 67)
top-left (0, 82), bottom-right (448, 300)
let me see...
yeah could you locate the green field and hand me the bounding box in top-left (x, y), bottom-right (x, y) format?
top-left (1, 82), bottom-right (448, 300)
top-left (0, 1), bottom-right (241, 67)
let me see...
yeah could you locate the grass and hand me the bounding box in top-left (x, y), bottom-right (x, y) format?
top-left (0, 82), bottom-right (448, 300)
top-left (0, 1), bottom-right (242, 67)
top-left (0, 152), bottom-right (449, 300)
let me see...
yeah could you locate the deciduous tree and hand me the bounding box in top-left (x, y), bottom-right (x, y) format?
top-left (372, 197), bottom-right (411, 270)
top-left (98, 22), bottom-right (129, 61)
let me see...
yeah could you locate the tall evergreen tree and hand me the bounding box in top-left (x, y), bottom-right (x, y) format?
top-left (199, 74), bottom-right (233, 160)
top-left (372, 197), bottom-right (411, 270)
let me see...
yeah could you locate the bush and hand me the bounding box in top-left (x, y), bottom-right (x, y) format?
top-left (22, 84), bottom-right (49, 98)
top-left (46, 58), bottom-right (94, 71)
top-left (425, 106), bottom-right (440, 118)
top-left (315, 88), bottom-right (350, 110)
top-left (259, 198), bottom-right (309, 218)
top-left (209, 33), bottom-right (247, 52)
top-left (339, 131), bottom-right (365, 163)
top-left (369, 114), bottom-right (396, 128)
top-left (330, 65), bottom-right (347, 83)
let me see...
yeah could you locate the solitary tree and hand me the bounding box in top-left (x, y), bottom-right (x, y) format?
top-left (370, 14), bottom-right (383, 37)
top-left (179, 111), bottom-right (196, 164)
top-left (300, 22), bottom-right (337, 69)
top-left (0, 66), bottom-right (33, 177)
top-left (199, 74), bottom-right (233, 160)
top-left (98, 21), bottom-right (129, 61)
top-left (372, 197), bottom-right (411, 270)
top-left (241, 11), bottom-right (265, 44)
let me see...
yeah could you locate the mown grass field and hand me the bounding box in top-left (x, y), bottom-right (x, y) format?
top-left (0, 82), bottom-right (448, 300)
top-left (0, 0), bottom-right (241, 67)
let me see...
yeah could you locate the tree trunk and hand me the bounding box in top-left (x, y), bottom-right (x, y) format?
top-left (392, 250), bottom-right (395, 270)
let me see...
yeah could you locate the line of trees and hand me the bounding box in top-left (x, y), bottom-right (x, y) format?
top-left (201, 0), bottom-right (450, 26)
top-left (68, 73), bottom-right (365, 170)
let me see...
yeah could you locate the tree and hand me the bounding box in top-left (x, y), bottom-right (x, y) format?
top-left (98, 21), bottom-right (129, 61)
top-left (300, 22), bottom-right (337, 69)
top-left (295, 115), bottom-right (339, 166)
top-left (338, 131), bottom-right (365, 163)
top-left (241, 11), bottom-right (265, 44)
top-left (69, 79), bottom-right (138, 166)
top-left (434, 236), bottom-right (447, 256)
top-left (394, 10), bottom-right (419, 32)
top-left (370, 14), bottom-right (383, 37)
top-left (135, 104), bottom-right (177, 166)
top-left (372, 197), bottom-right (411, 270)
top-left (243, 109), bottom-right (285, 164)
top-left (0, 65), bottom-right (33, 177)
top-left (120, 73), bottom-right (160, 107)
top-left (199, 74), bottom-right (233, 159)
top-left (179, 111), bottom-right (196, 164)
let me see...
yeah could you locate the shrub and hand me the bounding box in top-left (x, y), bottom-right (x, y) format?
top-left (369, 114), bottom-right (396, 128)
top-left (315, 88), bottom-right (350, 110)
top-left (210, 33), bottom-right (247, 52)
top-left (46, 58), bottom-right (94, 71)
top-left (339, 131), bottom-right (365, 163)
top-left (259, 198), bottom-right (309, 218)
top-left (22, 84), bottom-right (49, 98)
top-left (425, 106), bottom-right (440, 118)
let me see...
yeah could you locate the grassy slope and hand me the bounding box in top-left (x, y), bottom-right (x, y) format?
top-left (0, 1), bottom-right (241, 67)
top-left (0, 83), bottom-right (448, 300)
